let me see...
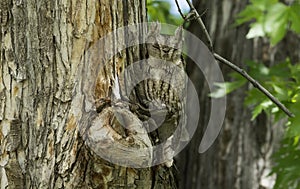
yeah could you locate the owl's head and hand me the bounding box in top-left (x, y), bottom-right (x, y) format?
top-left (146, 23), bottom-right (184, 61)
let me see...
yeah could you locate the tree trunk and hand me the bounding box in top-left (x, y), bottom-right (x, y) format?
top-left (0, 0), bottom-right (177, 188)
top-left (177, 0), bottom-right (296, 188)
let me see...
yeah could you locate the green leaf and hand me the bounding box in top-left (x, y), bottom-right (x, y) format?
top-left (269, 60), bottom-right (290, 78)
top-left (245, 89), bottom-right (268, 106)
top-left (251, 104), bottom-right (264, 120)
top-left (287, 102), bottom-right (300, 137)
top-left (264, 3), bottom-right (289, 45)
top-left (246, 61), bottom-right (270, 80)
top-left (251, 0), bottom-right (278, 9)
top-left (290, 3), bottom-right (300, 33)
top-left (235, 5), bottom-right (261, 26)
top-left (289, 63), bottom-right (300, 83)
top-left (246, 23), bottom-right (265, 39)
top-left (251, 100), bottom-right (273, 120)
top-left (209, 79), bottom-right (247, 98)
top-left (271, 84), bottom-right (290, 101)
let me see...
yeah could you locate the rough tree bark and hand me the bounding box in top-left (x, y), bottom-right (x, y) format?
top-left (177, 0), bottom-right (299, 189)
top-left (0, 0), bottom-right (177, 188)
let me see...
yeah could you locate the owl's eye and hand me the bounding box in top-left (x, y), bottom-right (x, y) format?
top-left (153, 43), bottom-right (160, 49)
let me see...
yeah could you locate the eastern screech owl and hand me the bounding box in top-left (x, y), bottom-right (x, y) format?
top-left (133, 23), bottom-right (187, 146)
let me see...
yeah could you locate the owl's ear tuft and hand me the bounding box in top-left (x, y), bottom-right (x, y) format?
top-left (147, 22), bottom-right (161, 44)
top-left (148, 22), bottom-right (161, 35)
top-left (174, 26), bottom-right (184, 48)
top-left (174, 26), bottom-right (183, 41)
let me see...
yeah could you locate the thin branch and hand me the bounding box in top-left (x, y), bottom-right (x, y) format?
top-left (174, 0), bottom-right (186, 20)
top-left (185, 0), bottom-right (213, 51)
top-left (173, 0), bottom-right (295, 117)
top-left (214, 53), bottom-right (295, 117)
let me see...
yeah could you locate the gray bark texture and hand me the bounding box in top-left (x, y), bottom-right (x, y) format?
top-left (0, 0), bottom-right (178, 188)
top-left (177, 0), bottom-right (299, 189)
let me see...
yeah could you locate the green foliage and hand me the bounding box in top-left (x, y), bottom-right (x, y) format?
top-left (235, 0), bottom-right (300, 45)
top-left (214, 59), bottom-right (299, 121)
top-left (271, 138), bottom-right (300, 189)
top-left (147, 0), bottom-right (184, 25)
top-left (227, 0), bottom-right (300, 188)
top-left (221, 59), bottom-right (300, 189)
top-left (209, 73), bottom-right (247, 98)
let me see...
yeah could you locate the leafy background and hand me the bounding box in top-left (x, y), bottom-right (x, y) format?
top-left (234, 1), bottom-right (300, 188)
top-left (147, 0), bottom-right (186, 25)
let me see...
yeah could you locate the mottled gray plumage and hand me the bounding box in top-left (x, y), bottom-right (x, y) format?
top-left (133, 23), bottom-right (187, 150)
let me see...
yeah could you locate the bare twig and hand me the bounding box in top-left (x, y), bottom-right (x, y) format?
top-left (185, 0), bottom-right (213, 51)
top-left (174, 0), bottom-right (186, 20)
top-left (174, 0), bottom-right (294, 117)
top-left (214, 53), bottom-right (295, 117)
